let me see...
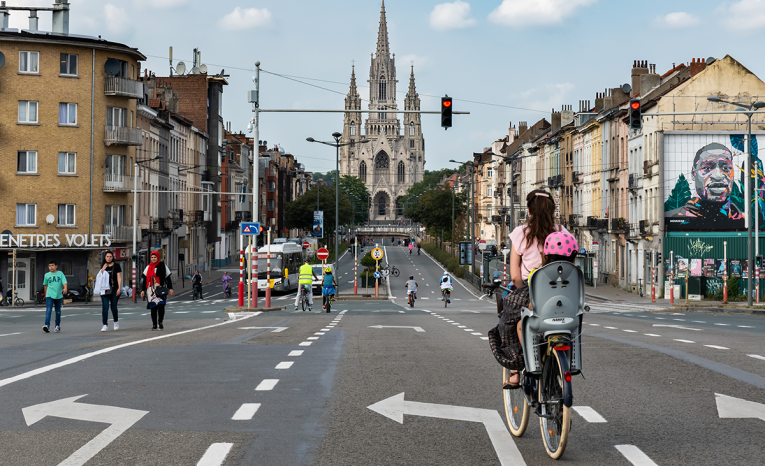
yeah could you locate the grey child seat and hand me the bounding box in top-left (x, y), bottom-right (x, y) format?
top-left (520, 261), bottom-right (585, 375)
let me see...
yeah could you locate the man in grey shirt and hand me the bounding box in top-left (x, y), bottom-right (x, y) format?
top-left (404, 275), bottom-right (418, 300)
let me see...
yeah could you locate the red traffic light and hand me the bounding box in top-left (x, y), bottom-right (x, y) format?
top-left (630, 101), bottom-right (640, 110)
top-left (443, 100), bottom-right (452, 108)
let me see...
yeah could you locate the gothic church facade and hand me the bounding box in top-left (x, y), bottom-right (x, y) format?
top-left (339, 1), bottom-right (425, 221)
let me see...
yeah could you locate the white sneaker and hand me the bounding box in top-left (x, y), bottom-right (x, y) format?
top-left (54, 326), bottom-right (60, 332)
top-left (113, 322), bottom-right (119, 330)
top-left (101, 325), bottom-right (108, 332)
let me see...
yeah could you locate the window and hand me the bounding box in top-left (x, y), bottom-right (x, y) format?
top-left (105, 205), bottom-right (126, 225)
top-left (18, 101), bottom-right (38, 123)
top-left (58, 152), bottom-right (76, 174)
top-left (106, 106), bottom-right (127, 127)
top-left (106, 155), bottom-right (125, 182)
top-left (487, 167), bottom-right (493, 178)
top-left (379, 80), bottom-right (386, 100)
top-left (60, 53), bottom-right (78, 75)
top-left (16, 204), bottom-right (36, 226)
top-left (58, 204), bottom-right (75, 226)
top-left (19, 51), bottom-right (39, 73)
top-left (397, 161), bottom-right (405, 183)
top-left (410, 139), bottom-right (414, 148)
top-left (359, 161), bottom-right (367, 182)
top-left (267, 199), bottom-right (275, 211)
top-left (59, 103), bottom-right (77, 125)
top-left (268, 180), bottom-right (276, 192)
top-left (350, 121), bottom-right (356, 136)
top-left (17, 151), bottom-right (37, 173)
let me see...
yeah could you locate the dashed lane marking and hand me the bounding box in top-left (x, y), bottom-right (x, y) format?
top-left (288, 350), bottom-right (304, 356)
top-left (307, 337), bottom-right (319, 340)
top-left (623, 330), bottom-right (637, 333)
top-left (748, 354), bottom-right (765, 361)
top-left (275, 361), bottom-right (294, 369)
top-left (573, 406), bottom-right (607, 423)
top-left (299, 342), bottom-right (313, 346)
top-left (644, 334), bottom-right (661, 337)
top-left (197, 442), bottom-right (233, 466)
top-left (255, 379), bottom-right (279, 391)
top-left (615, 444), bottom-right (659, 466)
top-left (705, 345), bottom-right (729, 350)
top-left (674, 339), bottom-right (695, 344)
top-left (232, 403), bottom-right (261, 420)
top-left (0, 332), bottom-right (22, 337)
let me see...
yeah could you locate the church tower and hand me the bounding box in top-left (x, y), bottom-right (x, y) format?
top-left (339, 1), bottom-right (425, 221)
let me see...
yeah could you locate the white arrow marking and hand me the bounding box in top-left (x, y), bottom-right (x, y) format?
top-left (652, 324), bottom-right (702, 331)
top-left (23, 395), bottom-right (148, 466)
top-left (715, 393), bottom-right (765, 422)
top-left (368, 393), bottom-right (525, 466)
top-left (238, 326), bottom-right (287, 332)
top-left (368, 325), bottom-right (425, 332)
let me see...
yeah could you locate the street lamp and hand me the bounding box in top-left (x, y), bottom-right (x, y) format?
top-left (132, 155), bottom-right (163, 302)
top-left (707, 95), bottom-right (765, 306)
top-left (307, 133), bottom-right (370, 293)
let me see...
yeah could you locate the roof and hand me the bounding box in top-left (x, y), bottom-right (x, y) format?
top-left (0, 29), bottom-right (146, 61)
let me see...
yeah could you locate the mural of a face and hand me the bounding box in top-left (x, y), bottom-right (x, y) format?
top-left (691, 143), bottom-right (734, 202)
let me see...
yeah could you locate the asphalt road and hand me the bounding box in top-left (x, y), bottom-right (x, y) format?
top-left (1, 241), bottom-right (764, 465)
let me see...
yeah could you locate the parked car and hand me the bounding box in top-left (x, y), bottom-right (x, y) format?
top-left (311, 264), bottom-right (333, 291)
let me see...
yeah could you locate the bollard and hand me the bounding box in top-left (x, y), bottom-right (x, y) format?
top-left (265, 230), bottom-right (271, 308)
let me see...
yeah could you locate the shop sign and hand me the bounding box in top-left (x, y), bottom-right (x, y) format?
top-left (113, 247), bottom-right (130, 259)
top-left (0, 233), bottom-right (112, 248)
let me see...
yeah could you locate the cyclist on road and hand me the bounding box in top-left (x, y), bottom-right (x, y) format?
top-left (408, 243), bottom-right (413, 255)
top-left (295, 259), bottom-right (319, 311)
top-left (440, 271), bottom-right (453, 302)
top-left (405, 275), bottom-right (418, 300)
top-left (222, 272), bottom-right (232, 296)
top-left (322, 267), bottom-right (337, 312)
top-left (417, 243), bottom-right (421, 255)
top-left (192, 270), bottom-right (203, 299)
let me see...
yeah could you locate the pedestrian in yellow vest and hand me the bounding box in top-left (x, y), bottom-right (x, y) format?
top-left (295, 259), bottom-right (319, 311)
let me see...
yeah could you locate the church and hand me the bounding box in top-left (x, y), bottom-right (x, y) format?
top-left (339, 1), bottom-right (426, 222)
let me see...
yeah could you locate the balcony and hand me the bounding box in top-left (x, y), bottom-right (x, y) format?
top-left (569, 214), bottom-right (578, 227)
top-left (103, 224), bottom-right (132, 242)
top-left (150, 217), bottom-right (173, 232)
top-left (639, 219), bottom-right (648, 235)
top-left (628, 173), bottom-right (639, 190)
top-left (103, 174), bottom-right (133, 192)
top-left (611, 217), bottom-right (627, 232)
top-left (573, 171), bottom-right (583, 184)
top-left (586, 216), bottom-right (597, 229)
top-left (105, 126), bottom-right (142, 146)
top-left (187, 210), bottom-right (204, 224)
top-left (104, 76), bottom-right (143, 99)
top-left (596, 219), bottom-right (608, 231)
top-left (235, 211), bottom-right (253, 221)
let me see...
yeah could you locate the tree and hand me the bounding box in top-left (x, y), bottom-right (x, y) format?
top-left (339, 175), bottom-right (370, 225)
top-left (404, 188), bottom-right (466, 241)
top-left (664, 173), bottom-right (692, 211)
top-left (284, 185), bottom-right (353, 236)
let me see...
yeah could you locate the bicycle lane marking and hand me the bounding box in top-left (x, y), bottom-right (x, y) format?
top-left (0, 313), bottom-right (261, 390)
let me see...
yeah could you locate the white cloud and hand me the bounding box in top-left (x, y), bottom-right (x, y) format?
top-left (104, 4), bottom-right (129, 34)
top-left (525, 83), bottom-right (575, 113)
top-left (488, 0), bottom-right (597, 27)
top-left (654, 12), bottom-right (701, 28)
top-left (218, 7), bottom-right (272, 30)
top-left (429, 1), bottom-right (477, 31)
top-left (718, 0), bottom-right (765, 30)
top-left (134, 0), bottom-right (187, 8)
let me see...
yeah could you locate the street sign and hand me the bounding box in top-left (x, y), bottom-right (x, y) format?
top-left (580, 248), bottom-right (586, 255)
top-left (592, 241), bottom-right (600, 251)
top-left (478, 243), bottom-right (487, 251)
top-left (317, 248), bottom-right (329, 260)
top-left (372, 248), bottom-right (384, 260)
top-left (302, 241), bottom-right (310, 249)
top-left (374, 271), bottom-right (381, 279)
top-left (241, 222), bottom-right (261, 235)
top-left (501, 248), bottom-right (510, 257)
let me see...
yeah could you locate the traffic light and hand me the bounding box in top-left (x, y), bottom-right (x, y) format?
top-left (656, 252), bottom-right (662, 266)
top-left (629, 99), bottom-right (641, 130)
top-left (441, 95), bottom-right (453, 129)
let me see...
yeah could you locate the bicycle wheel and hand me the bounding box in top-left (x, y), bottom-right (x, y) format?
top-left (444, 291), bottom-right (448, 307)
top-left (503, 367), bottom-right (530, 437)
top-left (301, 293), bottom-right (307, 311)
top-left (392, 268), bottom-right (400, 277)
top-left (15, 298), bottom-right (24, 307)
top-left (538, 349), bottom-right (572, 459)
top-left (326, 295), bottom-right (331, 313)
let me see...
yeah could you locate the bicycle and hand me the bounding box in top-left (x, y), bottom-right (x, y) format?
top-left (390, 265), bottom-right (400, 277)
top-left (9, 292), bottom-right (24, 307)
top-left (323, 293), bottom-right (334, 313)
top-left (224, 283), bottom-right (232, 298)
top-left (499, 262), bottom-right (589, 460)
top-left (407, 291), bottom-right (416, 307)
top-left (299, 284), bottom-right (310, 311)
top-left (192, 283), bottom-right (203, 300)
top-left (442, 287), bottom-right (452, 307)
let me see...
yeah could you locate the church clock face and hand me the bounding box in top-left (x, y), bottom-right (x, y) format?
top-left (340, 1), bottom-right (424, 221)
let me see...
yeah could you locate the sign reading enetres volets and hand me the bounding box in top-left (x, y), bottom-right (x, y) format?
top-left (0, 234), bottom-right (112, 248)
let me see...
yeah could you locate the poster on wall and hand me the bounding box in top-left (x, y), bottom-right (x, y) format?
top-left (312, 211), bottom-right (324, 238)
top-left (677, 258), bottom-right (689, 277)
top-left (704, 259), bottom-right (716, 278)
top-left (689, 259), bottom-right (703, 276)
top-left (743, 260), bottom-right (749, 278)
top-left (716, 259), bottom-right (727, 277)
top-left (730, 259), bottom-right (742, 277)
top-left (664, 133), bottom-right (764, 231)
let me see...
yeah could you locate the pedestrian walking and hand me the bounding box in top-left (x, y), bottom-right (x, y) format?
top-left (192, 270), bottom-right (203, 299)
top-left (141, 251), bottom-right (174, 330)
top-left (94, 250), bottom-right (121, 332)
top-left (42, 260), bottom-right (67, 333)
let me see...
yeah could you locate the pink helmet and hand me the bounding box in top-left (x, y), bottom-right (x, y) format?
top-left (544, 231), bottom-right (578, 256)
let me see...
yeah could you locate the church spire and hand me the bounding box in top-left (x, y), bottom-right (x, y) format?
top-left (408, 65), bottom-right (416, 95)
top-left (345, 64), bottom-right (360, 111)
top-left (375, 1), bottom-right (390, 58)
top-left (349, 64), bottom-right (358, 95)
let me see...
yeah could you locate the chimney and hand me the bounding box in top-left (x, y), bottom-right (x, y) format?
top-left (519, 121), bottom-right (528, 137)
top-left (640, 63), bottom-right (661, 96)
top-left (610, 86), bottom-right (629, 108)
top-left (561, 104), bottom-right (574, 126)
top-left (690, 57), bottom-right (707, 77)
top-left (0, 2), bottom-right (9, 29)
top-left (551, 108), bottom-right (562, 132)
top-left (52, 0), bottom-right (70, 35)
top-left (594, 92), bottom-right (604, 112)
top-left (631, 60), bottom-right (649, 97)
top-left (28, 10), bottom-right (38, 31)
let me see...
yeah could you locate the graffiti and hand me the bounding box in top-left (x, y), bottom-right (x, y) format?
top-left (688, 238), bottom-right (714, 257)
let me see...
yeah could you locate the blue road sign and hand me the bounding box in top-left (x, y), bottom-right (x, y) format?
top-left (241, 222), bottom-right (261, 235)
top-left (579, 248), bottom-right (586, 255)
top-left (374, 271), bottom-right (381, 279)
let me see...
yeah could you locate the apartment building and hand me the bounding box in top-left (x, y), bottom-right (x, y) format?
top-left (0, 4), bottom-right (145, 301)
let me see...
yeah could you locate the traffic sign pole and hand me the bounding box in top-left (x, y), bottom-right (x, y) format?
top-left (266, 229), bottom-right (272, 308)
top-left (247, 236), bottom-right (252, 308)
top-left (354, 235), bottom-right (358, 294)
top-left (375, 259), bottom-right (379, 298)
top-left (239, 233), bottom-right (244, 307)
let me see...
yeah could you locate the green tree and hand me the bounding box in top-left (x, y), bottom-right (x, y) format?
top-left (664, 173), bottom-right (692, 211)
top-left (339, 175), bottom-right (370, 225)
top-left (404, 188), bottom-right (466, 241)
top-left (284, 185), bottom-right (353, 236)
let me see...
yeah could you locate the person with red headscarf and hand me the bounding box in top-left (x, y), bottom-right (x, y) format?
top-left (141, 251), bottom-right (174, 330)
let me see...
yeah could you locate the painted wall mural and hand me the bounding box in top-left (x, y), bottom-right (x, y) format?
top-left (664, 133), bottom-right (764, 231)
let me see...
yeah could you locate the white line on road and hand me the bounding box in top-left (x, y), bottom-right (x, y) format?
top-left (748, 354), bottom-right (765, 361)
top-left (674, 339), bottom-right (695, 343)
top-left (197, 442), bottom-right (233, 466)
top-left (615, 445), bottom-right (659, 466)
top-left (232, 403), bottom-right (261, 420)
top-left (288, 350), bottom-right (304, 356)
top-left (307, 337), bottom-right (319, 340)
top-left (458, 325), bottom-right (466, 328)
top-left (321, 328), bottom-right (331, 331)
top-left (623, 330), bottom-right (637, 333)
top-left (202, 311), bottom-right (217, 313)
top-left (0, 332), bottom-right (22, 337)
top-left (472, 332), bottom-right (482, 335)
top-left (705, 345), bottom-right (729, 350)
top-left (572, 406), bottom-right (607, 423)
top-left (692, 321), bottom-right (706, 323)
top-left (714, 323), bottom-right (731, 326)
top-left (299, 342), bottom-right (313, 346)
top-left (739, 325), bottom-right (755, 328)
top-left (314, 332), bottom-right (325, 335)
top-left (481, 337), bottom-right (489, 340)
top-left (174, 311), bottom-right (190, 314)
top-left (0, 313), bottom-right (260, 390)
top-left (464, 329), bottom-right (474, 332)
top-left (275, 361), bottom-right (294, 369)
top-left (255, 379), bottom-right (279, 391)
top-left (604, 326), bottom-right (617, 330)
top-left (644, 334), bottom-right (661, 337)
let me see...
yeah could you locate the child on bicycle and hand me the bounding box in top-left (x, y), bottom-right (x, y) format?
top-left (440, 272), bottom-right (453, 302)
top-left (322, 267), bottom-right (337, 313)
top-left (222, 272), bottom-right (232, 296)
top-left (404, 275), bottom-right (418, 300)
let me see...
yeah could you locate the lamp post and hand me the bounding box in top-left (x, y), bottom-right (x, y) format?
top-left (307, 134), bottom-right (370, 293)
top-left (133, 155), bottom-right (163, 303)
top-left (707, 96), bottom-right (765, 306)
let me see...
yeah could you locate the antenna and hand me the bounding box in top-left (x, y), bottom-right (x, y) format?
top-left (176, 61), bottom-right (186, 75)
top-left (104, 58), bottom-right (120, 76)
top-left (199, 64), bottom-right (207, 74)
top-left (169, 46), bottom-right (173, 76)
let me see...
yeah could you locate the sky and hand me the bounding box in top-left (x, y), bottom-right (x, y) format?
top-left (8, 0), bottom-right (765, 174)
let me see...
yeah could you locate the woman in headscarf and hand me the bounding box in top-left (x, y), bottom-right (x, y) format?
top-left (140, 251), bottom-right (174, 330)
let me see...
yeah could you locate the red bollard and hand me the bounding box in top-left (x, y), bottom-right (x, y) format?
top-left (723, 275), bottom-right (728, 304)
top-left (239, 249), bottom-right (244, 307)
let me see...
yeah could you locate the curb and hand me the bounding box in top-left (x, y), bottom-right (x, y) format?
top-left (654, 306), bottom-right (765, 316)
top-left (224, 306), bottom-right (284, 313)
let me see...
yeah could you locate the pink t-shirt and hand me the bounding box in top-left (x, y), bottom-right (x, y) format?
top-left (509, 225), bottom-right (569, 280)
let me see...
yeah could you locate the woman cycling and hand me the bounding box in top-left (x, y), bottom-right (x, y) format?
top-left (489, 189), bottom-right (567, 387)
top-left (321, 267), bottom-right (337, 313)
top-left (221, 272), bottom-right (232, 297)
